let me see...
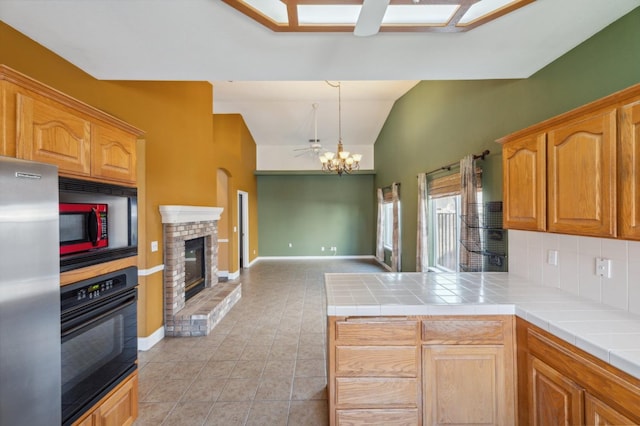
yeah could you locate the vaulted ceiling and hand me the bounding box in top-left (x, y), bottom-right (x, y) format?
top-left (1, 0), bottom-right (638, 161)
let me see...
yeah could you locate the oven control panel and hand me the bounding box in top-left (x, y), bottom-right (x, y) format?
top-left (61, 271), bottom-right (132, 312)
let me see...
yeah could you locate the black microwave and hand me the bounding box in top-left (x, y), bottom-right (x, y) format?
top-left (59, 178), bottom-right (137, 272)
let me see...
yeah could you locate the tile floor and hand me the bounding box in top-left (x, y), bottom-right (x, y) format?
top-left (135, 258), bottom-right (387, 426)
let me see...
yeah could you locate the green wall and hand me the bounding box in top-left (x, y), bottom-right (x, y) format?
top-left (374, 7), bottom-right (640, 271)
top-left (257, 174), bottom-right (375, 256)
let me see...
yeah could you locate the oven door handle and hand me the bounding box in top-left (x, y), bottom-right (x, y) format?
top-left (61, 295), bottom-right (135, 338)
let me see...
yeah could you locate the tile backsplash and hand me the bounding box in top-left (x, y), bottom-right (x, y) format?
top-left (508, 230), bottom-right (640, 315)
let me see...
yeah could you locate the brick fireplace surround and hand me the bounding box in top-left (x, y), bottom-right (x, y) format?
top-left (159, 205), bottom-right (241, 337)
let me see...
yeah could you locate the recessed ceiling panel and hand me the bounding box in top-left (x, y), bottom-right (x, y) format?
top-left (459, 0), bottom-right (521, 25)
top-left (243, 0), bottom-right (288, 24)
top-left (383, 5), bottom-right (459, 25)
top-left (297, 5), bottom-right (361, 25)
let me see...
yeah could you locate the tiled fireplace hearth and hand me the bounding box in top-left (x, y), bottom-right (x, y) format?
top-left (159, 205), bottom-right (241, 337)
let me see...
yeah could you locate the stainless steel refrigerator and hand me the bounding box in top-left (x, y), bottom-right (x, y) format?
top-left (0, 156), bottom-right (61, 425)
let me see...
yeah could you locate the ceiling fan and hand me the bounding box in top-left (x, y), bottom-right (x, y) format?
top-left (354, 0), bottom-right (392, 37)
top-left (294, 103), bottom-right (323, 157)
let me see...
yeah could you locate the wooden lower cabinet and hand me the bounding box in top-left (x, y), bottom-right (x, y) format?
top-left (517, 318), bottom-right (640, 426)
top-left (585, 393), bottom-right (636, 426)
top-left (72, 371), bottom-right (138, 426)
top-left (529, 356), bottom-right (584, 425)
top-left (328, 316), bottom-right (515, 426)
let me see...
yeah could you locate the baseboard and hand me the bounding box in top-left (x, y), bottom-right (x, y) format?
top-left (138, 326), bottom-right (164, 351)
top-left (254, 255), bottom-right (377, 261)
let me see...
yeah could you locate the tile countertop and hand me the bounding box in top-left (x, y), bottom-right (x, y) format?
top-left (324, 272), bottom-right (640, 380)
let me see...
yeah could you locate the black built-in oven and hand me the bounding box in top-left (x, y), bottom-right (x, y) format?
top-left (60, 266), bottom-right (138, 426)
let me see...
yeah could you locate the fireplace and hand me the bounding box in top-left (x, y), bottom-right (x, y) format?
top-left (159, 205), bottom-right (241, 337)
top-left (184, 237), bottom-right (205, 301)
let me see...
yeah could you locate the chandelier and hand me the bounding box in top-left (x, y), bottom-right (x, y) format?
top-left (319, 82), bottom-right (362, 176)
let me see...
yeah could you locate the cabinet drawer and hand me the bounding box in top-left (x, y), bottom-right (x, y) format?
top-left (336, 378), bottom-right (418, 408)
top-left (422, 319), bottom-right (504, 344)
top-left (336, 320), bottom-right (418, 345)
top-left (336, 409), bottom-right (419, 426)
top-left (336, 346), bottom-right (417, 377)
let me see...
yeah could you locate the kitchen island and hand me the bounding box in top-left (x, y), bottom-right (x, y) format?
top-left (325, 272), bottom-right (640, 426)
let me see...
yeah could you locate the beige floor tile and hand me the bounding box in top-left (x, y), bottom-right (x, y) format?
top-left (254, 376), bottom-right (293, 400)
top-left (292, 377), bottom-right (327, 400)
top-left (133, 402), bottom-right (174, 425)
top-left (240, 344), bottom-right (272, 360)
top-left (162, 401), bottom-right (214, 426)
top-left (198, 360), bottom-right (237, 379)
top-left (217, 378), bottom-right (260, 401)
top-left (262, 359), bottom-right (296, 377)
top-left (295, 358), bottom-right (327, 377)
top-left (245, 401), bottom-right (290, 426)
top-left (230, 359), bottom-right (266, 378)
top-left (297, 342), bottom-right (326, 360)
top-left (269, 343), bottom-right (299, 360)
top-left (204, 401), bottom-right (251, 426)
top-left (287, 400), bottom-right (329, 426)
top-left (142, 379), bottom-right (191, 402)
top-left (136, 259), bottom-right (386, 425)
top-left (182, 376), bottom-right (227, 402)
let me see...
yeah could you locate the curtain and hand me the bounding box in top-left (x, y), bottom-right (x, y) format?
top-left (416, 173), bottom-right (428, 272)
top-left (459, 155), bottom-right (482, 271)
top-left (376, 188), bottom-right (384, 262)
top-left (391, 182), bottom-right (401, 272)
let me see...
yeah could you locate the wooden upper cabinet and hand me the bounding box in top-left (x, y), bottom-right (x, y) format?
top-left (17, 93), bottom-right (91, 176)
top-left (0, 65), bottom-right (143, 186)
top-left (618, 98), bottom-right (640, 240)
top-left (547, 108), bottom-right (617, 237)
top-left (502, 133), bottom-right (546, 231)
top-left (92, 124), bottom-right (137, 185)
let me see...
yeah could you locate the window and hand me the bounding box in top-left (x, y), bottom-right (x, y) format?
top-left (427, 170), bottom-right (482, 272)
top-left (382, 202), bottom-right (398, 249)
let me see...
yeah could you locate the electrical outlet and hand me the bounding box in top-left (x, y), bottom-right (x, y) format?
top-left (151, 241), bottom-right (158, 252)
top-left (321, 247), bottom-right (325, 251)
top-left (330, 246), bottom-right (337, 252)
top-left (288, 243), bottom-right (293, 248)
top-left (595, 257), bottom-right (612, 278)
top-left (547, 250), bottom-right (558, 266)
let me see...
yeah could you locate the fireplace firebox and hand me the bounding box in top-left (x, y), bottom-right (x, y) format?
top-left (185, 237), bottom-right (205, 301)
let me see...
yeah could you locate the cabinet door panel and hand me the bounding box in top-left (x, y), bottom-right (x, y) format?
top-left (92, 372), bottom-right (138, 426)
top-left (17, 93), bottom-right (91, 176)
top-left (547, 109), bottom-right (616, 237)
top-left (585, 393), bottom-right (635, 426)
top-left (423, 345), bottom-right (507, 426)
top-left (92, 124), bottom-right (137, 185)
top-left (502, 133), bottom-right (546, 231)
top-left (529, 356), bottom-right (583, 426)
top-left (619, 99), bottom-right (640, 240)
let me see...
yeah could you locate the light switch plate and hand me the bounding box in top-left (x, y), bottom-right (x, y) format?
top-left (547, 250), bottom-right (558, 266)
top-left (151, 241), bottom-right (158, 252)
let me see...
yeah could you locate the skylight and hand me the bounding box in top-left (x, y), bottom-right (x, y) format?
top-left (222, 0), bottom-right (534, 33)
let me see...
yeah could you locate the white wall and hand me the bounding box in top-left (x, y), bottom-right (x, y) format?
top-left (508, 230), bottom-right (640, 315)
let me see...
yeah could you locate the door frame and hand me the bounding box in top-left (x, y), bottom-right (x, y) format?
top-left (237, 190), bottom-right (249, 269)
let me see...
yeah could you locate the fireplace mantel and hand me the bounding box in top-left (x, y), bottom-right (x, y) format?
top-left (159, 205), bottom-right (223, 224)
